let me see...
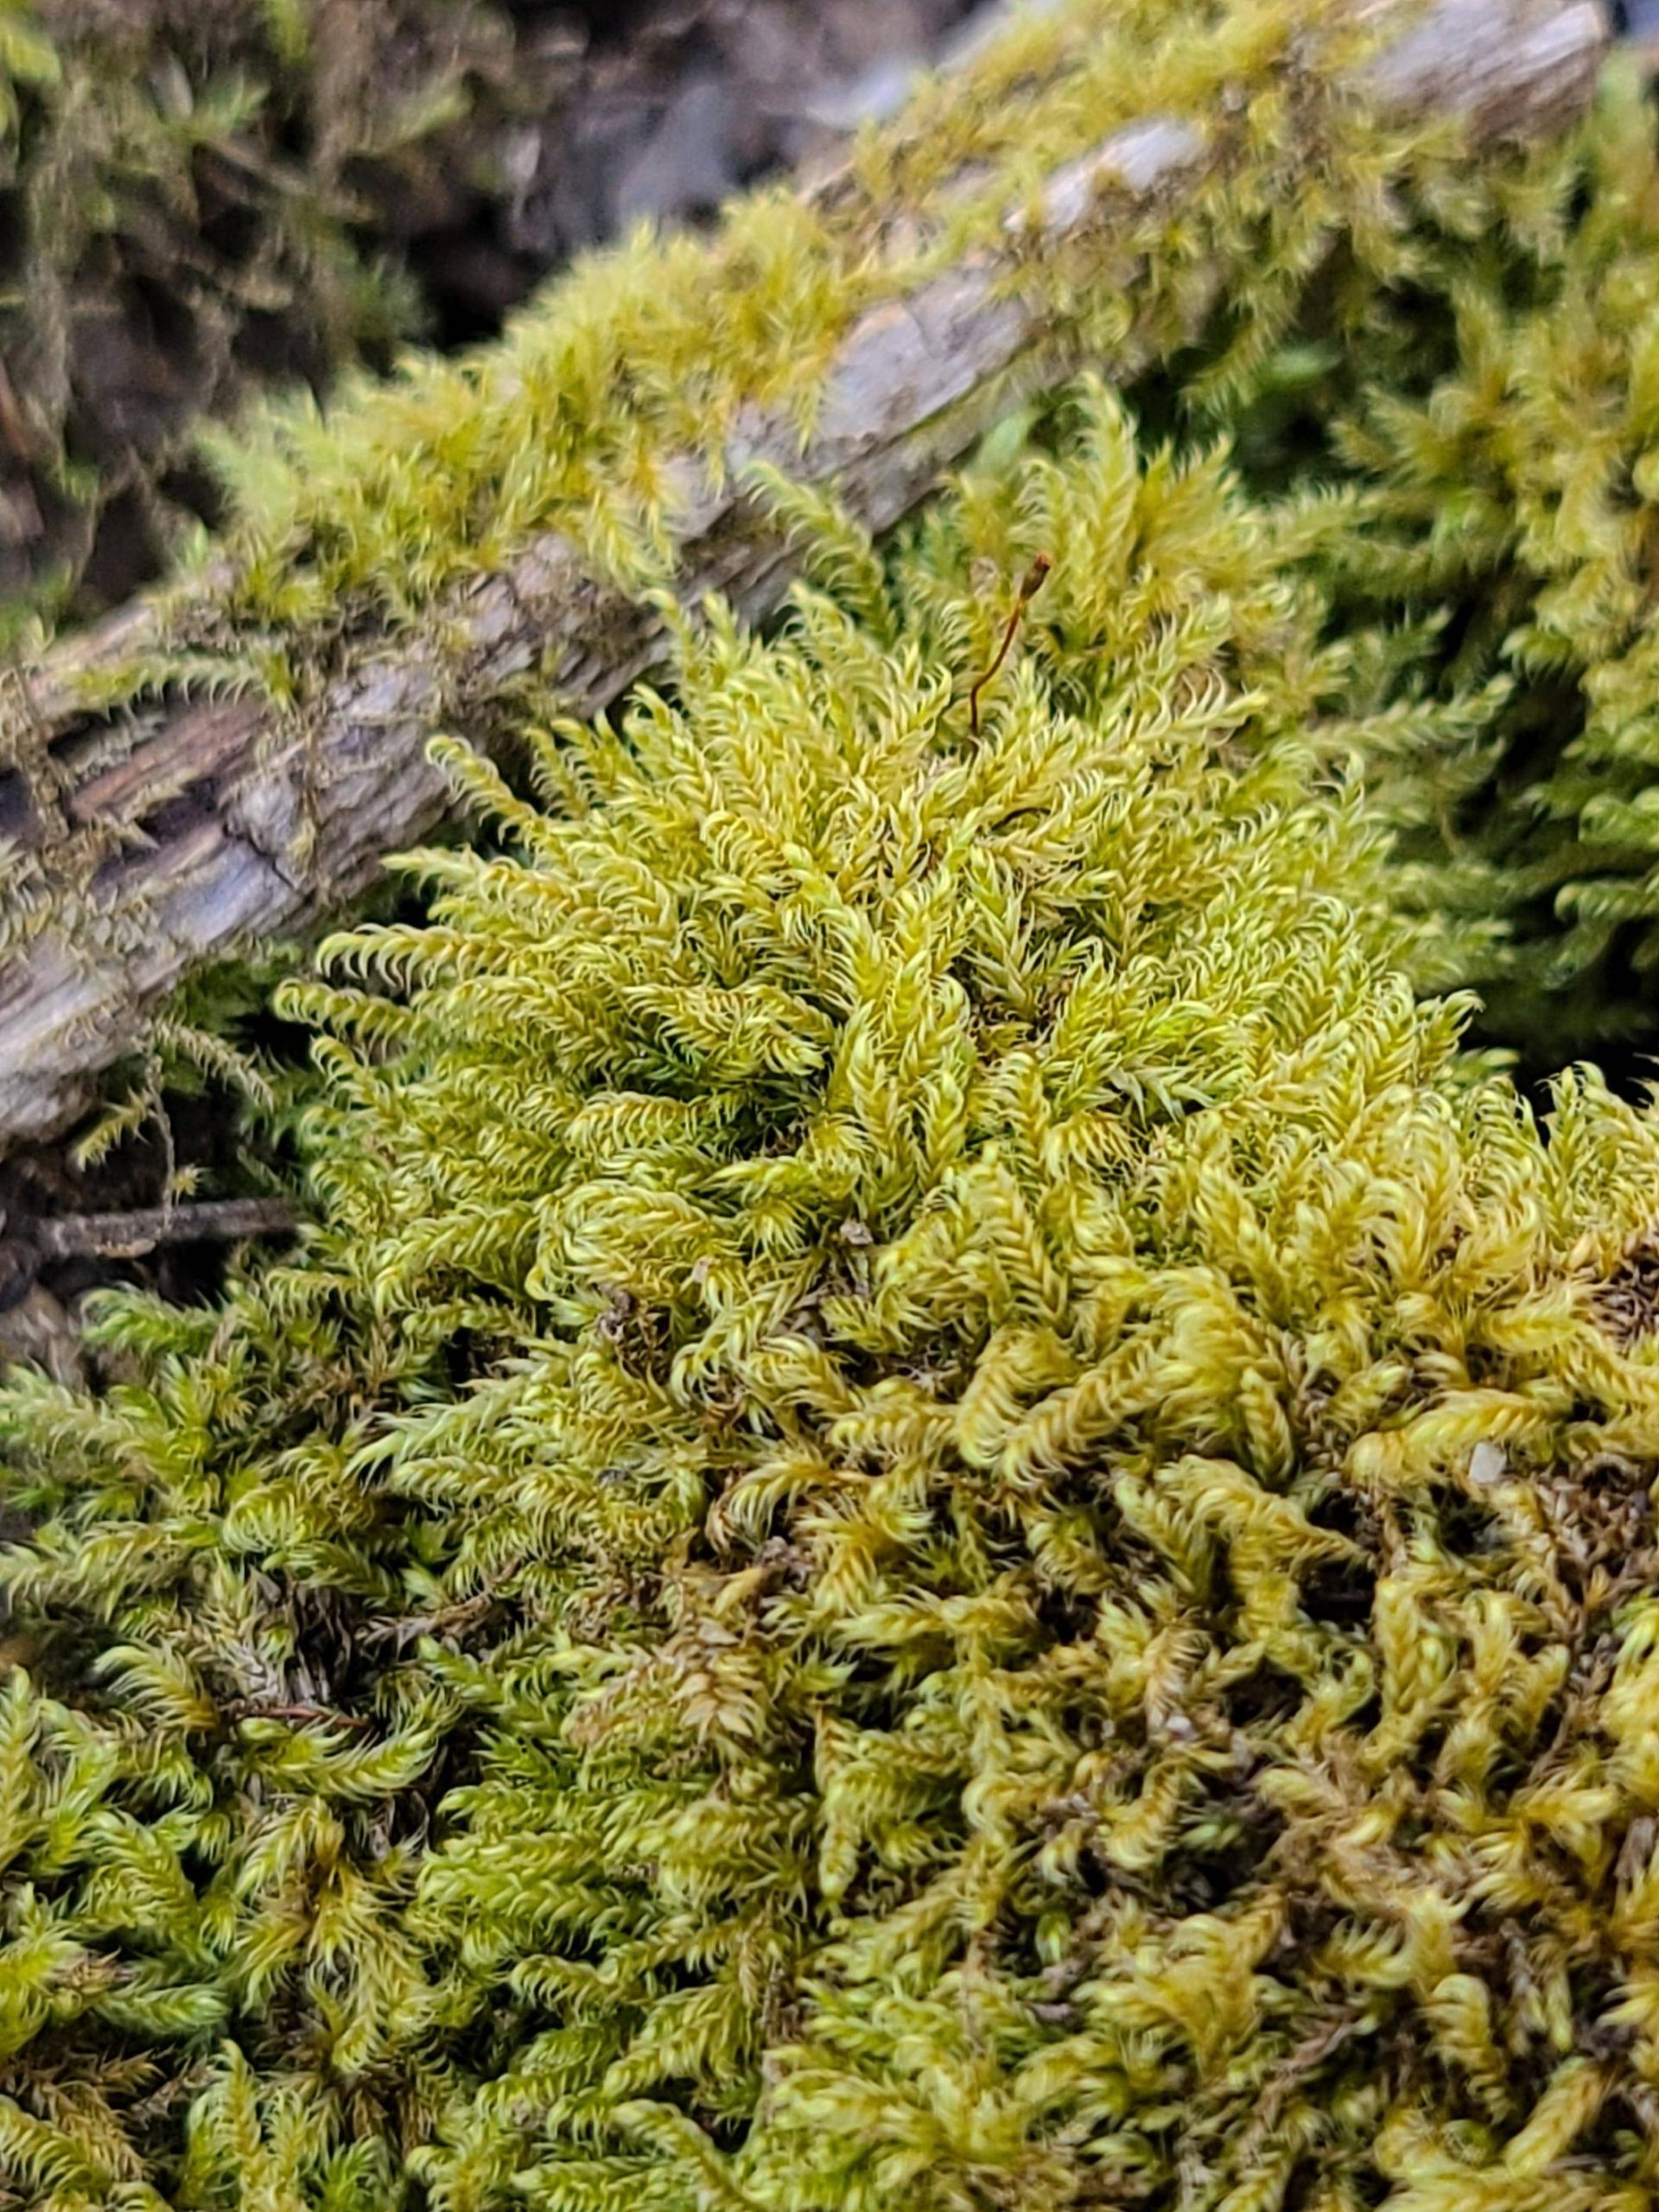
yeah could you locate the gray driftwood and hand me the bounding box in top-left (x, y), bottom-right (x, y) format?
top-left (0, 0), bottom-right (1609, 1154)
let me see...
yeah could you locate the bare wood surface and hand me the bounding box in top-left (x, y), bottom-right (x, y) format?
top-left (11, 1196), bottom-right (299, 1262)
top-left (0, 0), bottom-right (1609, 1155)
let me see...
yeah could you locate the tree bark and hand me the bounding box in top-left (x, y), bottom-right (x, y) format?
top-left (0, 0), bottom-right (1609, 1155)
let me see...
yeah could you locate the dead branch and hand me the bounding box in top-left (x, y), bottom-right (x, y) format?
top-left (10, 1195), bottom-right (298, 1261)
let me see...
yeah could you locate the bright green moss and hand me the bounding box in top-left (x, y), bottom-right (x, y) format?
top-left (0, 0), bottom-right (1530, 1077)
top-left (19, 0), bottom-right (1659, 1083)
top-left (6, 388), bottom-right (1659, 2211)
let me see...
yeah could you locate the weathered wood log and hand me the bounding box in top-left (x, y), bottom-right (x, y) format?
top-left (0, 0), bottom-right (1609, 1155)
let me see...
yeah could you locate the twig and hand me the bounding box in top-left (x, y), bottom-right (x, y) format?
top-left (227, 1700), bottom-right (371, 1729)
top-left (13, 1195), bottom-right (298, 1261)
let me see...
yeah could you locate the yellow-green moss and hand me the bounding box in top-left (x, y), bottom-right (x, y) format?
top-left (5, 386), bottom-right (1659, 2212)
top-left (0, 0), bottom-right (1524, 1085)
top-left (1143, 63), bottom-right (1659, 1059)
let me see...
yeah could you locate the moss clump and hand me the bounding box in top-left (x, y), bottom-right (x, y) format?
top-left (1150, 65), bottom-right (1659, 1062)
top-left (5, 387), bottom-right (1659, 2209)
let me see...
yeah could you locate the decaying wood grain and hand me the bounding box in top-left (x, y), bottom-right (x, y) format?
top-left (0, 0), bottom-right (1610, 1154)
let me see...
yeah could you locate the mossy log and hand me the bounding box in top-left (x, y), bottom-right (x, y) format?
top-left (0, 0), bottom-right (1608, 1156)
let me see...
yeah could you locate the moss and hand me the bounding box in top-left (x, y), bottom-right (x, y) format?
top-left (5, 386), bottom-right (1659, 2209)
top-left (1138, 62), bottom-right (1659, 1064)
top-left (0, 0), bottom-right (528, 645)
top-left (20, 2), bottom-right (1659, 1082)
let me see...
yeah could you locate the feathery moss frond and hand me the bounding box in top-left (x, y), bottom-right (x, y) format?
top-left (5, 383), bottom-right (1659, 2209)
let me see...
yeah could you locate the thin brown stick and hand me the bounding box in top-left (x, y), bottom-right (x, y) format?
top-left (969, 553), bottom-right (1052, 738)
top-left (13, 1195), bottom-right (298, 1261)
top-left (226, 1701), bottom-right (372, 1730)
